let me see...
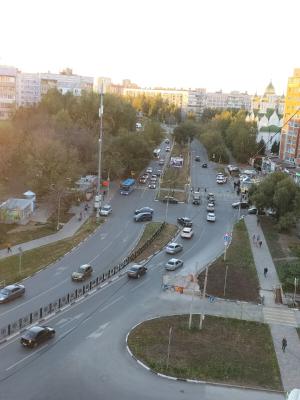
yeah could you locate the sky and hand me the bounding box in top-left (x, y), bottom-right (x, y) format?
top-left (1, 0), bottom-right (300, 95)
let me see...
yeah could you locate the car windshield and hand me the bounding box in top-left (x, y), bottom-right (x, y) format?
top-left (78, 266), bottom-right (87, 272)
top-left (24, 327), bottom-right (42, 338)
top-left (129, 266), bottom-right (139, 271)
top-left (0, 288), bottom-right (10, 295)
top-left (102, 206), bottom-right (110, 210)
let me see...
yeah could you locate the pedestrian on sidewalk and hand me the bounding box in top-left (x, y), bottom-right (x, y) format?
top-left (252, 234), bottom-right (256, 244)
top-left (258, 240), bottom-right (263, 248)
top-left (263, 267), bottom-right (268, 277)
top-left (7, 244), bottom-right (12, 253)
top-left (282, 337), bottom-right (287, 352)
top-left (257, 216), bottom-right (260, 226)
top-left (256, 234), bottom-right (260, 247)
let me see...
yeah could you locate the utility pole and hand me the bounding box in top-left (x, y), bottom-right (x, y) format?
top-left (18, 247), bottom-right (23, 276)
top-left (293, 277), bottom-right (298, 306)
top-left (56, 192), bottom-right (61, 231)
top-left (96, 82), bottom-right (104, 220)
top-left (166, 326), bottom-right (172, 369)
top-left (199, 267), bottom-right (208, 330)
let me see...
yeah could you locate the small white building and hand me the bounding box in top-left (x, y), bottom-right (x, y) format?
top-left (0, 198), bottom-right (34, 224)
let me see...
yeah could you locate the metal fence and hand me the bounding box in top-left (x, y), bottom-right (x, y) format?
top-left (0, 222), bottom-right (166, 340)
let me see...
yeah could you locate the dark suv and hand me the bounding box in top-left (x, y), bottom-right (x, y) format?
top-left (177, 217), bottom-right (192, 227)
top-left (134, 212), bottom-right (152, 222)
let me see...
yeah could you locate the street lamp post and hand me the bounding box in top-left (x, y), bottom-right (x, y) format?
top-left (18, 246), bottom-right (23, 276)
top-left (96, 82), bottom-right (104, 220)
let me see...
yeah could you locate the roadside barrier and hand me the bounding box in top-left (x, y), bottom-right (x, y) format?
top-left (0, 222), bottom-right (166, 341)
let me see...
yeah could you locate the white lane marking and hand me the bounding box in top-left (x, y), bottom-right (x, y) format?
top-left (6, 344), bottom-right (49, 371)
top-left (87, 321), bottom-right (110, 339)
top-left (98, 296), bottom-right (124, 313)
top-left (130, 279), bottom-right (148, 292)
top-left (99, 233), bottom-right (108, 240)
top-left (55, 313), bottom-right (84, 328)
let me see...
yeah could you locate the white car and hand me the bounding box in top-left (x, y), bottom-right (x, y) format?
top-left (99, 204), bottom-right (112, 216)
top-left (207, 212), bottom-right (216, 222)
top-left (148, 183), bottom-right (156, 189)
top-left (165, 242), bottom-right (183, 254)
top-left (165, 146), bottom-right (171, 152)
top-left (165, 258), bottom-right (184, 271)
top-left (180, 227), bottom-right (194, 239)
top-left (146, 167), bottom-right (153, 173)
top-left (207, 203), bottom-right (215, 212)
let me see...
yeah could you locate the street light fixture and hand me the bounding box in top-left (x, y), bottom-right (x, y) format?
top-left (96, 82), bottom-right (104, 220)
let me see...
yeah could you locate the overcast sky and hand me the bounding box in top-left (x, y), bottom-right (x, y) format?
top-left (1, 0), bottom-right (299, 94)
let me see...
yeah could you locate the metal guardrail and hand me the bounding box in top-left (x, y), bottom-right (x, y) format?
top-left (0, 222), bottom-right (166, 340)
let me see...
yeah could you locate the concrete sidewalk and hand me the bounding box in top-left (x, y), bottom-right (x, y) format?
top-left (244, 215), bottom-right (300, 391)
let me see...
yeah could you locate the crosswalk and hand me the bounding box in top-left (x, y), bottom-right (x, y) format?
top-left (263, 307), bottom-right (298, 327)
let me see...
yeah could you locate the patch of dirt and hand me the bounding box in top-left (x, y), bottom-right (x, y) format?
top-left (7, 222), bottom-right (48, 234)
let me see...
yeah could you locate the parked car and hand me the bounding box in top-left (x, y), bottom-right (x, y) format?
top-left (158, 159), bottom-right (165, 166)
top-left (165, 242), bottom-right (183, 254)
top-left (165, 146), bottom-right (171, 152)
top-left (134, 212), bottom-right (153, 222)
top-left (156, 170), bottom-right (162, 177)
top-left (207, 212), bottom-right (216, 222)
top-left (195, 155), bottom-right (201, 162)
top-left (139, 176), bottom-right (147, 184)
top-left (180, 227), bottom-right (194, 239)
top-left (134, 207), bottom-right (154, 215)
top-left (146, 167), bottom-right (153, 173)
top-left (72, 264), bottom-right (93, 282)
top-left (162, 196), bottom-right (178, 204)
top-left (99, 204), bottom-right (112, 216)
top-left (232, 201), bottom-right (249, 209)
top-left (165, 258), bottom-right (184, 271)
top-left (248, 207), bottom-right (258, 215)
top-left (127, 264), bottom-right (147, 279)
top-left (202, 163), bottom-right (208, 168)
top-left (177, 217), bottom-right (192, 227)
top-left (20, 325), bottom-right (55, 348)
top-left (165, 138), bottom-right (170, 144)
top-left (0, 284), bottom-right (25, 303)
top-left (148, 183), bottom-right (156, 189)
top-left (207, 203), bottom-right (215, 212)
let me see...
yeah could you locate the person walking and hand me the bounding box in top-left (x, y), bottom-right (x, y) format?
top-left (282, 337), bottom-right (287, 352)
top-left (7, 244), bottom-right (12, 253)
top-left (252, 234), bottom-right (256, 244)
top-left (256, 234), bottom-right (260, 247)
top-left (258, 240), bottom-right (262, 248)
top-left (257, 216), bottom-right (260, 226)
top-left (263, 267), bottom-right (268, 277)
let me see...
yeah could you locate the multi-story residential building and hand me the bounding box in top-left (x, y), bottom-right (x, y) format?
top-left (186, 89), bottom-right (206, 119)
top-left (123, 87), bottom-right (189, 114)
top-left (280, 68), bottom-right (300, 162)
top-left (94, 77), bottom-right (112, 94)
top-left (40, 69), bottom-right (93, 96)
top-left (205, 90), bottom-right (251, 111)
top-left (0, 65), bottom-right (17, 119)
top-left (16, 73), bottom-right (41, 107)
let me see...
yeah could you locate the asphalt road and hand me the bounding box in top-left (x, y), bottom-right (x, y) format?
top-left (0, 137), bottom-right (280, 399)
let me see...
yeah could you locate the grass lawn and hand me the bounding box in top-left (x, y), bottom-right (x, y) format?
top-left (0, 217), bottom-right (100, 285)
top-left (128, 315), bottom-right (282, 390)
top-left (198, 219), bottom-right (260, 302)
top-left (160, 142), bottom-right (190, 190)
top-left (157, 189), bottom-right (186, 203)
top-left (260, 217), bottom-right (286, 259)
top-left (134, 222), bottom-right (178, 263)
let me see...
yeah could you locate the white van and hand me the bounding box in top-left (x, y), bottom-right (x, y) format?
top-left (287, 389), bottom-right (300, 400)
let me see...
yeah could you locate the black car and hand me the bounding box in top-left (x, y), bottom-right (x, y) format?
top-left (127, 265), bottom-right (147, 278)
top-left (0, 284), bottom-right (25, 303)
top-left (134, 207), bottom-right (154, 215)
top-left (195, 156), bottom-right (201, 162)
top-left (134, 212), bottom-right (153, 222)
top-left (177, 217), bottom-right (192, 227)
top-left (202, 163), bottom-right (208, 168)
top-left (20, 325), bottom-right (55, 348)
top-left (162, 196), bottom-right (178, 204)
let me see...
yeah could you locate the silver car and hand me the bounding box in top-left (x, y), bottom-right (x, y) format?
top-left (165, 258), bottom-right (184, 271)
top-left (0, 284), bottom-right (25, 303)
top-left (165, 242), bottom-right (183, 254)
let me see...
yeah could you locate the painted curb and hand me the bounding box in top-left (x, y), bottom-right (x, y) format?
top-left (125, 316), bottom-right (285, 394)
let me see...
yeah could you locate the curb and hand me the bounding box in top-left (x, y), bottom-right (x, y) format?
top-left (125, 316), bottom-right (285, 394)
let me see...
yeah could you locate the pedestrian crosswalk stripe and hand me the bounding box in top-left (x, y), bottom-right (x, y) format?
top-left (263, 307), bottom-right (297, 327)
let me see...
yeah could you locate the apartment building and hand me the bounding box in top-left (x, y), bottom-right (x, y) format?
top-left (280, 68), bottom-right (300, 162)
top-left (40, 70), bottom-right (93, 96)
top-left (0, 66), bottom-right (17, 119)
top-left (186, 89), bottom-right (206, 119)
top-left (205, 90), bottom-right (251, 111)
top-left (16, 73), bottom-right (41, 107)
